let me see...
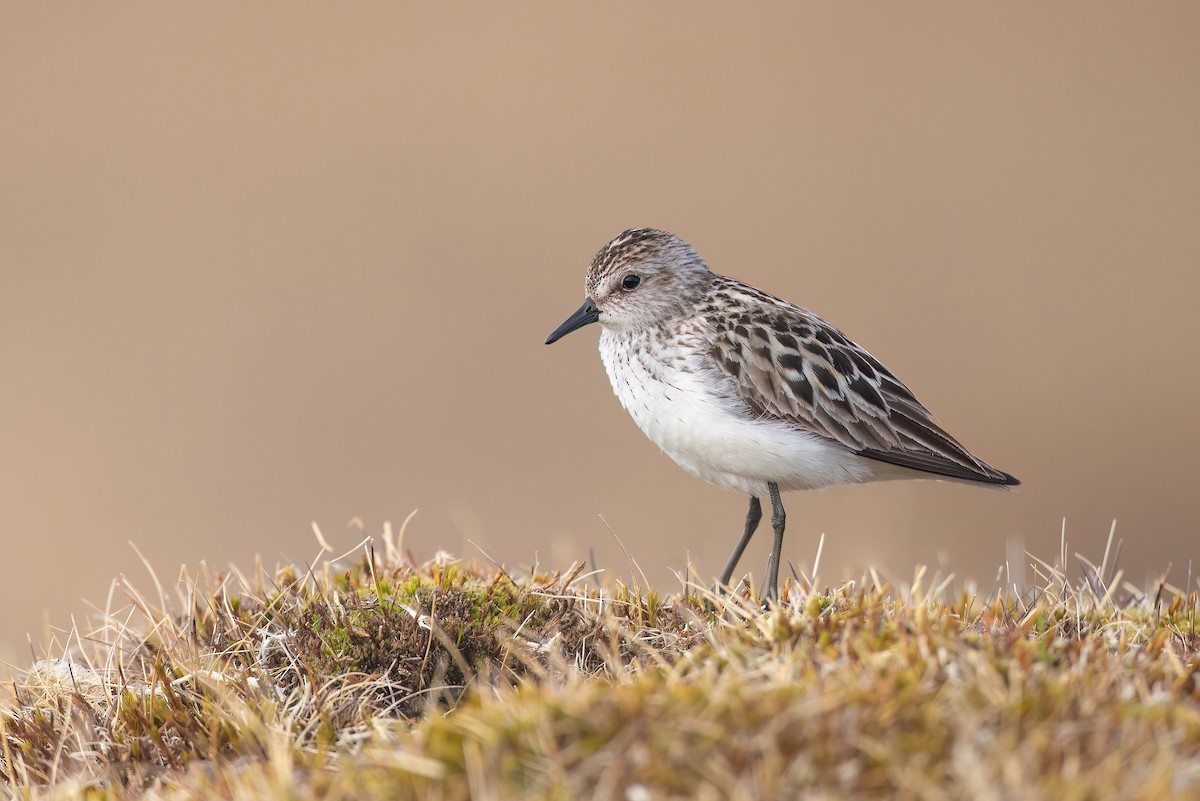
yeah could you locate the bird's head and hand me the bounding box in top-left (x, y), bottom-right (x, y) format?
top-left (545, 228), bottom-right (713, 344)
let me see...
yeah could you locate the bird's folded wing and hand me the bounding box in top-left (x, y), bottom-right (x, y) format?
top-left (710, 304), bottom-right (1017, 485)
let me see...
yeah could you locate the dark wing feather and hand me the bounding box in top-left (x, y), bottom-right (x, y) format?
top-left (708, 280), bottom-right (1018, 486)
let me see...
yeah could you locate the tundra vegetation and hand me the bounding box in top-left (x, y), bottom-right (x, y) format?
top-left (3, 523), bottom-right (1199, 800)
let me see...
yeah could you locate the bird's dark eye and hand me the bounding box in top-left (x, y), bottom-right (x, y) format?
top-left (622, 274), bottom-right (642, 291)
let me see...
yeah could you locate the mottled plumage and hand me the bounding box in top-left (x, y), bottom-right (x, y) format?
top-left (546, 228), bottom-right (1017, 600)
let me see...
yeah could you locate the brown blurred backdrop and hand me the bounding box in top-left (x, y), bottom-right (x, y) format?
top-left (2, 4), bottom-right (1199, 663)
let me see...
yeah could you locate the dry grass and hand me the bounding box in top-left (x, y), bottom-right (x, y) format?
top-left (3, 524), bottom-right (1200, 800)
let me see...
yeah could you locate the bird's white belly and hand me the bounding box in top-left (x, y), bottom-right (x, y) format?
top-left (599, 330), bottom-right (877, 494)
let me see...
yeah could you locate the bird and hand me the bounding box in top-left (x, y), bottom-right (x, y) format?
top-left (545, 228), bottom-right (1018, 602)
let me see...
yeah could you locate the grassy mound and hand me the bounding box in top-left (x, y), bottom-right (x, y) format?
top-left (3, 529), bottom-right (1200, 799)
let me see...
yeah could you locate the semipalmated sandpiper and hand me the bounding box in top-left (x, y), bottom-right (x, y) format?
top-left (546, 228), bottom-right (1018, 601)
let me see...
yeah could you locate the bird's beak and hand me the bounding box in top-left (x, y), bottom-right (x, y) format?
top-left (545, 297), bottom-right (600, 344)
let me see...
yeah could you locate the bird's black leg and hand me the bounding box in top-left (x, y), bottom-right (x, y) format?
top-left (762, 482), bottom-right (786, 602)
top-left (717, 495), bottom-right (761, 588)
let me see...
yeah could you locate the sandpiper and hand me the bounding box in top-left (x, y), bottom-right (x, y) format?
top-left (546, 228), bottom-right (1017, 601)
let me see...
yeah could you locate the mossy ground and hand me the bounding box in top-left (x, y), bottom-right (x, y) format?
top-left (3, 528), bottom-right (1200, 800)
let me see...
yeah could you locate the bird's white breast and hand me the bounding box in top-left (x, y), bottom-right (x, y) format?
top-left (598, 326), bottom-right (879, 495)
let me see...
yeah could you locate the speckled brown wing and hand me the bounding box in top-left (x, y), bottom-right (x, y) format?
top-left (707, 278), bottom-right (1018, 486)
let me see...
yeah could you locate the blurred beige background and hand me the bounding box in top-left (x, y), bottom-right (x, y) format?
top-left (2, 4), bottom-right (1198, 661)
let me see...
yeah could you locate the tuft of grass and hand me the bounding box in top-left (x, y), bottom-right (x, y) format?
top-left (3, 530), bottom-right (1200, 800)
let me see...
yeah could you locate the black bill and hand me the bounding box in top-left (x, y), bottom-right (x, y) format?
top-left (545, 297), bottom-right (600, 344)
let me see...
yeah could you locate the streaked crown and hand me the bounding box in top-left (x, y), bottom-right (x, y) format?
top-left (584, 228), bottom-right (714, 332)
